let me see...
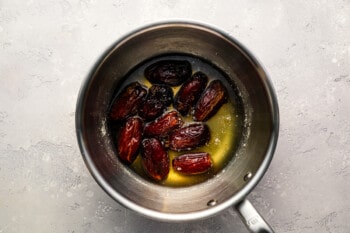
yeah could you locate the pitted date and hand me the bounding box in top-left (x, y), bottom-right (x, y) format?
top-left (174, 72), bottom-right (208, 116)
top-left (148, 84), bottom-right (173, 106)
top-left (144, 110), bottom-right (183, 137)
top-left (144, 60), bottom-right (192, 86)
top-left (169, 123), bottom-right (210, 151)
top-left (141, 138), bottom-right (169, 181)
top-left (109, 82), bottom-right (147, 120)
top-left (138, 99), bottom-right (165, 121)
top-left (117, 117), bottom-right (143, 164)
top-left (139, 84), bottom-right (174, 121)
top-left (172, 152), bottom-right (212, 175)
top-left (194, 80), bottom-right (228, 121)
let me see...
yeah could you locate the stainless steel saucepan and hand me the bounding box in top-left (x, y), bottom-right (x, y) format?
top-left (76, 22), bottom-right (279, 233)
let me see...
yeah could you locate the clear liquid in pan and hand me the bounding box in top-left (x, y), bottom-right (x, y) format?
top-left (108, 54), bottom-right (244, 187)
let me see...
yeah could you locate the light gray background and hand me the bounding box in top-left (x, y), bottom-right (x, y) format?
top-left (1, 0), bottom-right (349, 232)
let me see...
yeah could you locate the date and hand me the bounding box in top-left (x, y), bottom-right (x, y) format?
top-left (109, 82), bottom-right (147, 120)
top-left (144, 60), bottom-right (192, 86)
top-left (144, 110), bottom-right (183, 137)
top-left (172, 152), bottom-right (212, 175)
top-left (117, 117), bottom-right (143, 164)
top-left (138, 99), bottom-right (166, 121)
top-left (193, 80), bottom-right (228, 121)
top-left (139, 84), bottom-right (174, 121)
top-left (141, 138), bottom-right (170, 181)
top-left (169, 123), bottom-right (210, 151)
top-left (148, 84), bottom-right (173, 106)
top-left (174, 71), bottom-right (208, 116)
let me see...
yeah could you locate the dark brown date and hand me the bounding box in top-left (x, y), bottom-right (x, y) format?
top-left (144, 110), bottom-right (183, 137)
top-left (138, 84), bottom-right (174, 121)
top-left (148, 84), bottom-right (173, 106)
top-left (174, 71), bottom-right (208, 116)
top-left (169, 123), bottom-right (210, 151)
top-left (109, 82), bottom-right (147, 121)
top-left (117, 117), bottom-right (143, 164)
top-left (141, 138), bottom-right (169, 181)
top-left (194, 80), bottom-right (228, 121)
top-left (172, 152), bottom-right (212, 175)
top-left (144, 60), bottom-right (192, 86)
top-left (138, 99), bottom-right (166, 121)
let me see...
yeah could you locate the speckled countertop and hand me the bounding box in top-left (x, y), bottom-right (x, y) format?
top-left (1, 0), bottom-right (349, 232)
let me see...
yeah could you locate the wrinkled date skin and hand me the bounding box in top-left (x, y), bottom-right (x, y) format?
top-left (194, 80), bottom-right (228, 121)
top-left (138, 99), bottom-right (165, 121)
top-left (117, 117), bottom-right (144, 164)
top-left (109, 82), bottom-right (147, 120)
top-left (144, 60), bottom-right (192, 86)
top-left (148, 84), bottom-right (173, 106)
top-left (169, 123), bottom-right (210, 151)
top-left (144, 110), bottom-right (183, 137)
top-left (139, 84), bottom-right (174, 121)
top-left (141, 138), bottom-right (170, 181)
top-left (172, 152), bottom-right (212, 175)
top-left (174, 71), bottom-right (208, 116)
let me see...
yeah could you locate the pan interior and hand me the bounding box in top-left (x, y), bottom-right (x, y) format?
top-left (107, 53), bottom-right (245, 187)
top-left (79, 23), bottom-right (275, 214)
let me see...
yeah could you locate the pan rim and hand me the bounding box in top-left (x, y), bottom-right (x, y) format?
top-left (75, 20), bottom-right (279, 222)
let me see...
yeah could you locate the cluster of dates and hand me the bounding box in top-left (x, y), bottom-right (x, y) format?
top-left (109, 60), bottom-right (228, 181)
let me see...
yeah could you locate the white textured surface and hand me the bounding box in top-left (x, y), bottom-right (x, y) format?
top-left (1, 0), bottom-right (349, 232)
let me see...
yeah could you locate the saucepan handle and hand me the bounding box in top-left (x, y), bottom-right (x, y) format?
top-left (235, 199), bottom-right (274, 233)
